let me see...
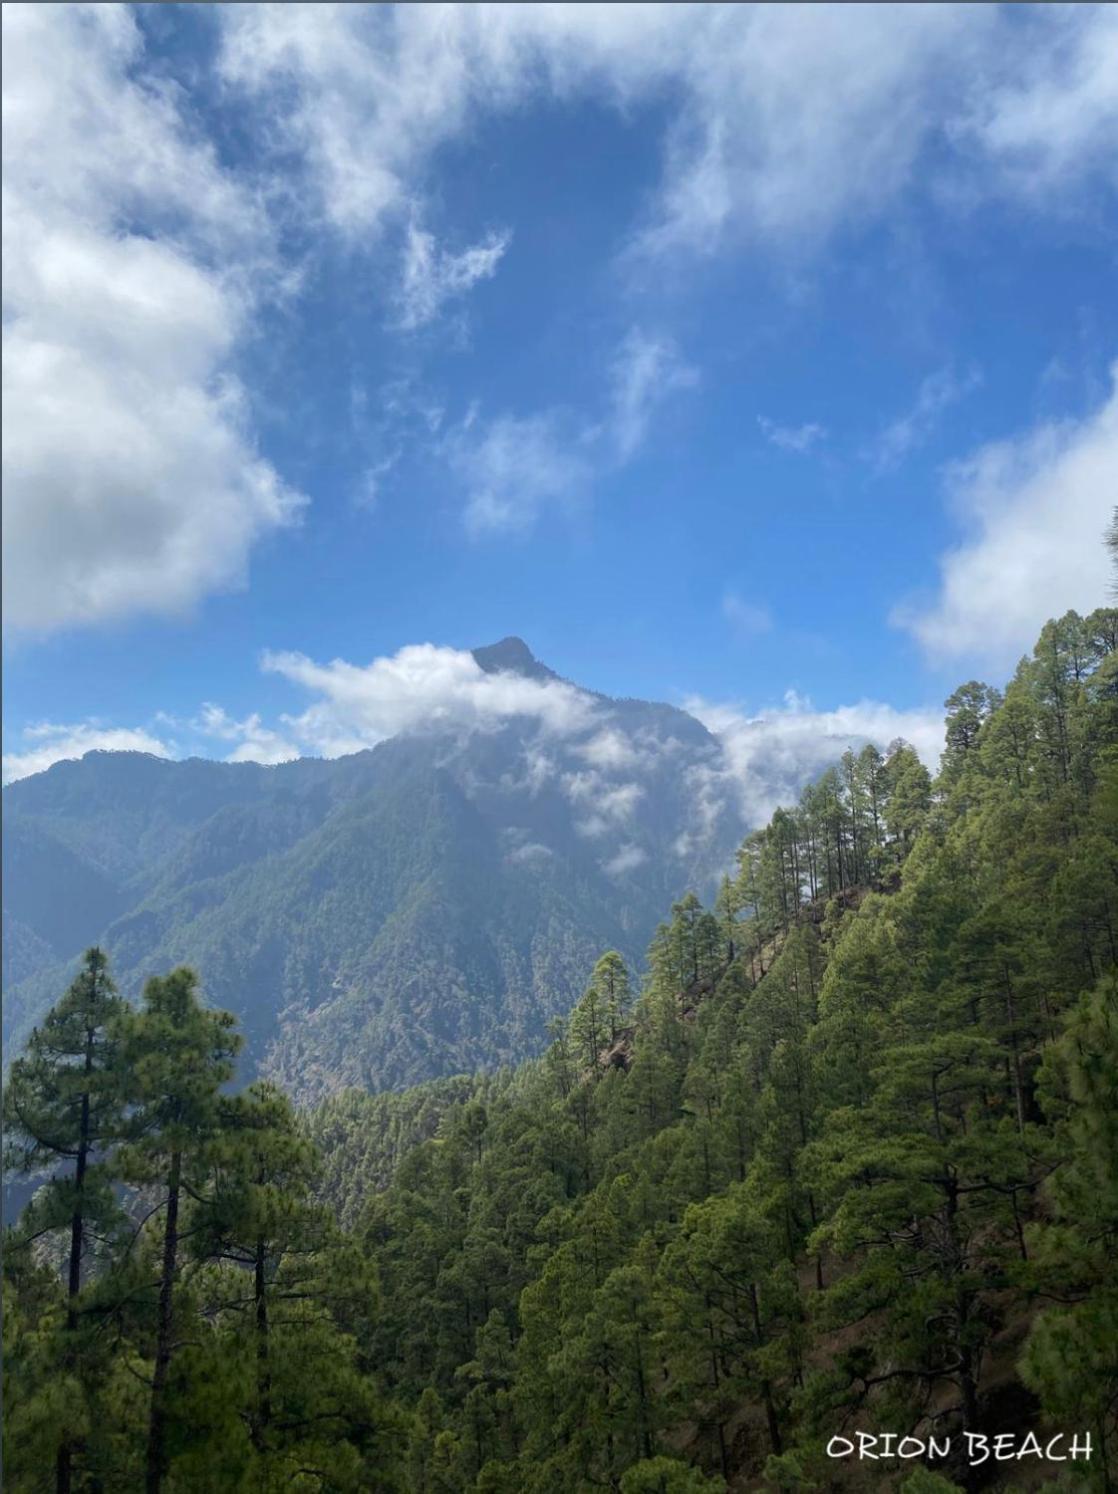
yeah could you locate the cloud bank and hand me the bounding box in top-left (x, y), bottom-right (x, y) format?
top-left (895, 366), bottom-right (1116, 669)
top-left (2, 722), bottom-right (174, 785)
top-left (689, 691), bottom-right (945, 826)
top-left (5, 643), bottom-right (946, 863)
top-left (1, 6), bottom-right (303, 634)
top-left (261, 643), bottom-right (599, 755)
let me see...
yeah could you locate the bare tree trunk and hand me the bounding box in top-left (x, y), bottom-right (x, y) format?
top-left (253, 1236), bottom-right (271, 1456)
top-left (58, 1039), bottom-right (94, 1494)
top-left (146, 1150), bottom-right (182, 1494)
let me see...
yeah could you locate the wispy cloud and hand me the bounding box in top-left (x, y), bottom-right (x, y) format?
top-left (195, 705), bottom-right (300, 766)
top-left (352, 456), bottom-right (400, 512)
top-left (722, 591), bottom-right (774, 638)
top-left (574, 729), bottom-right (642, 771)
top-left (217, 7), bottom-right (1118, 261)
top-left (347, 376), bottom-right (445, 512)
top-left (445, 327), bottom-right (696, 534)
top-left (447, 410), bottom-right (593, 534)
top-left (608, 330), bottom-right (698, 461)
top-left (868, 365), bottom-right (982, 471)
top-left (956, 5), bottom-right (1118, 200)
top-left (507, 839), bottom-right (555, 866)
top-left (395, 222), bottom-right (510, 330)
top-left (602, 843), bottom-right (647, 877)
top-left (893, 364), bottom-right (1116, 669)
top-left (757, 417), bottom-right (827, 454)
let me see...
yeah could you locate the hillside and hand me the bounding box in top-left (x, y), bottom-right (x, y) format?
top-left (6, 606), bottom-right (1114, 1492)
top-left (2, 640), bottom-right (748, 1100)
top-left (299, 606), bottom-right (1117, 1489)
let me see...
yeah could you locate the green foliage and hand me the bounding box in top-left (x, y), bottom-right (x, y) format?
top-left (619, 1456), bottom-right (726, 1492)
top-left (1019, 975), bottom-right (1118, 1487)
top-left (3, 959), bottom-right (407, 1492)
top-left (319, 605), bottom-right (1116, 1491)
top-left (5, 606), bottom-right (1117, 1491)
top-left (3, 947), bottom-right (128, 1490)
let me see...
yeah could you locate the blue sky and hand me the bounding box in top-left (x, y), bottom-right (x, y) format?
top-left (3, 3), bottom-right (1115, 786)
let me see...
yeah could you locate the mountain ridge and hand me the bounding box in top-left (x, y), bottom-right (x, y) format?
top-left (3, 641), bottom-right (744, 1101)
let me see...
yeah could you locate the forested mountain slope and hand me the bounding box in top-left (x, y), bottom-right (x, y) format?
top-left (302, 606), bottom-right (1118, 1489)
top-left (4, 607), bottom-right (1115, 1491)
top-left (3, 641), bottom-right (747, 1099)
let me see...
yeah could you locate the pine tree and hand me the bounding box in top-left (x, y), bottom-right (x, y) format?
top-left (713, 877), bottom-right (741, 962)
top-left (659, 1183), bottom-right (799, 1465)
top-left (1020, 975), bottom-right (1118, 1489)
top-left (114, 967), bottom-right (241, 1494)
top-left (592, 950), bottom-right (632, 1042)
top-left (570, 981), bottom-right (607, 1069)
top-left (3, 947), bottom-right (128, 1494)
top-left (941, 681), bottom-right (1001, 787)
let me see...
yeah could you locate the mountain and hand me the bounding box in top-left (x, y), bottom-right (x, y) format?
top-left (3, 640), bottom-right (746, 1102)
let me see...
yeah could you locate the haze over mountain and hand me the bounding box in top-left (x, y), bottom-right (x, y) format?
top-left (2, 637), bottom-right (945, 1100)
top-left (2, 641), bottom-right (739, 1098)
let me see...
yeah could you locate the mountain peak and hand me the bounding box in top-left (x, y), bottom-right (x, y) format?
top-left (471, 637), bottom-right (557, 681)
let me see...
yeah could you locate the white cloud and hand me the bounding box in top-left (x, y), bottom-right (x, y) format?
top-left (218, 4), bottom-right (460, 238)
top-left (758, 417), bottom-right (826, 454)
top-left (957, 6), bottom-right (1118, 199)
top-left (199, 644), bottom-right (948, 842)
top-left (601, 782), bottom-right (645, 819)
top-left (575, 729), bottom-right (642, 771)
top-left (1, 700), bottom-right (307, 782)
top-left (3, 722), bottom-right (173, 785)
top-left (722, 591), bottom-right (774, 638)
top-left (562, 754), bottom-right (681, 844)
top-left (262, 642), bottom-right (599, 755)
top-left (217, 6), bottom-right (1118, 261)
top-left (575, 815), bottom-right (610, 840)
top-left (690, 691), bottom-right (944, 825)
top-left (396, 222), bottom-right (510, 330)
top-left (216, 4), bottom-right (673, 239)
top-left (608, 330), bottom-right (698, 461)
top-left (636, 6), bottom-right (994, 257)
top-left (3, 640), bottom-right (950, 845)
top-left (447, 411), bottom-right (592, 534)
top-left (507, 840), bottom-right (555, 866)
top-left (500, 744), bottom-right (558, 798)
top-left (2, 6), bottom-right (304, 635)
top-left (603, 843), bottom-right (647, 877)
top-left (353, 455), bottom-right (400, 511)
top-left (869, 365), bottom-right (982, 471)
top-left (196, 4), bottom-right (1118, 553)
top-left (563, 773), bottom-right (644, 824)
top-left (894, 366), bottom-right (1116, 670)
top-left (195, 705), bottom-right (300, 766)
top-left (448, 326), bottom-right (696, 533)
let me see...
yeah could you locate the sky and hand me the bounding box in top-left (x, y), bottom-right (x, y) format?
top-left (3, 3), bottom-right (1116, 790)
